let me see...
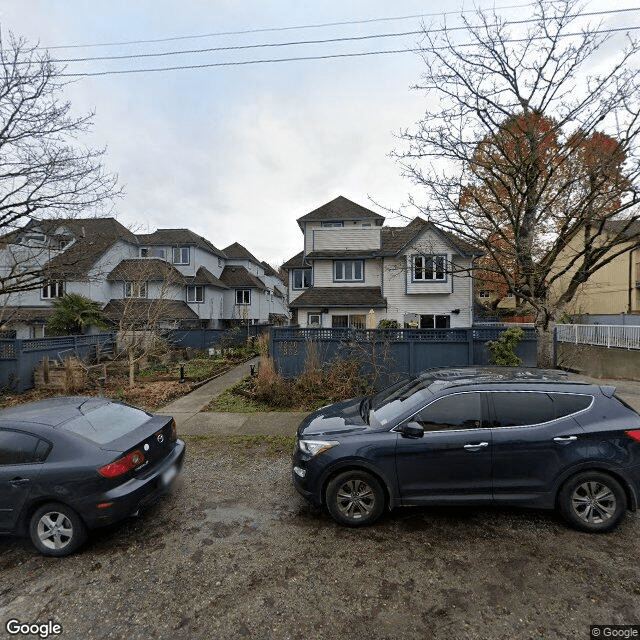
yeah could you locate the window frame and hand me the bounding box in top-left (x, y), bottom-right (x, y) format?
top-left (172, 246), bottom-right (190, 265)
top-left (412, 254), bottom-right (447, 282)
top-left (292, 268), bottom-right (312, 290)
top-left (186, 285), bottom-right (204, 303)
top-left (41, 281), bottom-right (65, 300)
top-left (307, 313), bottom-right (321, 326)
top-left (235, 289), bottom-right (251, 305)
top-left (140, 247), bottom-right (166, 259)
top-left (321, 221), bottom-right (344, 228)
top-left (124, 281), bottom-right (148, 298)
top-left (333, 259), bottom-right (364, 283)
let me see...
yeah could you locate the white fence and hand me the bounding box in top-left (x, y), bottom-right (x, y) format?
top-left (556, 324), bottom-right (640, 350)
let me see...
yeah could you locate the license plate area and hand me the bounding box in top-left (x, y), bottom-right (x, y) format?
top-left (161, 464), bottom-right (178, 487)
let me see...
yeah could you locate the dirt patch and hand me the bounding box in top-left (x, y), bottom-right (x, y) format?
top-left (0, 438), bottom-right (638, 639)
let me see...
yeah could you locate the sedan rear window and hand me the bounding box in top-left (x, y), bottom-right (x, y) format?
top-left (60, 403), bottom-right (151, 445)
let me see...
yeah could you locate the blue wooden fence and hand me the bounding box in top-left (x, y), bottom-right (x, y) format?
top-left (270, 326), bottom-right (538, 388)
top-left (0, 333), bottom-right (116, 392)
top-left (165, 324), bottom-right (272, 350)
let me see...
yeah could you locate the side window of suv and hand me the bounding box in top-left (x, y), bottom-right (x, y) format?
top-left (412, 392), bottom-right (483, 431)
top-left (490, 392), bottom-right (556, 427)
top-left (0, 429), bottom-right (50, 465)
top-left (490, 392), bottom-right (591, 428)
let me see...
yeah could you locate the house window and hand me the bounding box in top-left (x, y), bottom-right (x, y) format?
top-left (41, 281), bottom-right (64, 299)
top-left (187, 285), bottom-right (204, 303)
top-left (322, 221), bottom-right (344, 228)
top-left (173, 246), bottom-right (190, 265)
top-left (413, 255), bottom-right (446, 281)
top-left (331, 314), bottom-right (366, 329)
top-left (141, 247), bottom-right (166, 259)
top-left (124, 282), bottom-right (148, 298)
top-left (236, 289), bottom-right (250, 305)
top-left (293, 268), bottom-right (312, 289)
top-left (479, 290), bottom-right (491, 299)
top-left (308, 313), bottom-right (321, 326)
top-left (334, 260), bottom-right (364, 282)
top-left (420, 314), bottom-right (450, 329)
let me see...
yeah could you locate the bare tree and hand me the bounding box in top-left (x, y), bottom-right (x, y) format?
top-left (394, 0), bottom-right (640, 366)
top-left (0, 32), bottom-right (120, 296)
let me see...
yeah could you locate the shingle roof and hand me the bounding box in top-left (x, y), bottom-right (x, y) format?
top-left (290, 287), bottom-right (387, 309)
top-left (297, 196), bottom-right (385, 227)
top-left (281, 251), bottom-right (308, 269)
top-left (107, 259), bottom-right (187, 283)
top-left (102, 299), bottom-right (199, 324)
top-left (0, 306), bottom-right (55, 325)
top-left (39, 218), bottom-right (137, 279)
top-left (222, 242), bottom-right (261, 265)
top-left (604, 219), bottom-right (640, 239)
top-left (261, 261), bottom-right (279, 277)
top-left (220, 266), bottom-right (267, 290)
top-left (138, 229), bottom-right (225, 258)
top-left (189, 266), bottom-right (228, 288)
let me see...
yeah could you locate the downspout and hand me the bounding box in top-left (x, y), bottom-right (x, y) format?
top-left (629, 247), bottom-right (634, 314)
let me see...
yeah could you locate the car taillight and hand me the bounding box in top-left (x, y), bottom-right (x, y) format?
top-left (626, 430), bottom-right (640, 443)
top-left (170, 418), bottom-right (177, 441)
top-left (98, 450), bottom-right (145, 478)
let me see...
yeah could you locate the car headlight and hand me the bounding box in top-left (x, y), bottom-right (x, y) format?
top-left (298, 439), bottom-right (339, 457)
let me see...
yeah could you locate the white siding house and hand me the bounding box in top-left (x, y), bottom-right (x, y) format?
top-left (282, 196), bottom-right (481, 329)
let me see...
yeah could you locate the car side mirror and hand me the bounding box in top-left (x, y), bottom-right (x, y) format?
top-left (399, 422), bottom-right (424, 439)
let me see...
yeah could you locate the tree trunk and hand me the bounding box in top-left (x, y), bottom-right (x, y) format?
top-left (128, 346), bottom-right (136, 389)
top-left (535, 314), bottom-right (556, 369)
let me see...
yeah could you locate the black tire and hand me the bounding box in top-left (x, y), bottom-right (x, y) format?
top-left (326, 470), bottom-right (385, 527)
top-left (29, 502), bottom-right (88, 557)
top-left (558, 472), bottom-right (627, 533)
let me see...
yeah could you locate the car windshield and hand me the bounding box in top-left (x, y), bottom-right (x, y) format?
top-left (369, 377), bottom-right (433, 427)
top-left (59, 403), bottom-right (151, 445)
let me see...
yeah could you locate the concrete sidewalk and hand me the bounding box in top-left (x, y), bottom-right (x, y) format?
top-left (161, 356), bottom-right (307, 436)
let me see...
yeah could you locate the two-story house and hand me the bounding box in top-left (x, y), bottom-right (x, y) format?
top-left (282, 196), bottom-right (482, 329)
top-left (0, 218), bottom-right (288, 337)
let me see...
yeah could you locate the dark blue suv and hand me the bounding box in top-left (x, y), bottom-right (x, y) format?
top-left (292, 367), bottom-right (640, 532)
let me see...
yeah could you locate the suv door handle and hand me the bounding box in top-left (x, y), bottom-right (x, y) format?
top-left (553, 436), bottom-right (578, 443)
top-left (464, 442), bottom-right (489, 451)
top-left (9, 478), bottom-right (31, 487)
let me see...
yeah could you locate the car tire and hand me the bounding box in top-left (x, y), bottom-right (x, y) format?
top-left (558, 472), bottom-right (627, 533)
top-left (326, 470), bottom-right (385, 527)
top-left (29, 502), bottom-right (88, 557)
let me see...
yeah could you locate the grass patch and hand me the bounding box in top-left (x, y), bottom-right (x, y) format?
top-left (205, 382), bottom-right (272, 413)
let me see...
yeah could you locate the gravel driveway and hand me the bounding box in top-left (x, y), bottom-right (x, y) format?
top-left (1, 436), bottom-right (639, 640)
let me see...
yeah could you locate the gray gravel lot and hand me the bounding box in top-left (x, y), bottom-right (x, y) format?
top-left (1, 437), bottom-right (639, 640)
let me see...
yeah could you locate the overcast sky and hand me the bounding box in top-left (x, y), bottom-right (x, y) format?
top-left (1, 1), bottom-right (638, 267)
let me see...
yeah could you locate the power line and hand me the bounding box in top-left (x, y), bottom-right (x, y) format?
top-left (45, 2), bottom-right (538, 50)
top-left (58, 25), bottom-right (640, 78)
top-left (48, 6), bottom-right (640, 65)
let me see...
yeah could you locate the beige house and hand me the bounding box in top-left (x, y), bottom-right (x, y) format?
top-left (552, 221), bottom-right (640, 316)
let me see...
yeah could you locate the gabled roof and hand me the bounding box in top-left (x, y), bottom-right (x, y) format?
top-left (189, 266), bottom-right (228, 288)
top-left (222, 242), bottom-right (261, 265)
top-left (290, 287), bottom-right (387, 309)
top-left (261, 261), bottom-right (279, 278)
top-left (220, 265), bottom-right (268, 290)
top-left (281, 251), bottom-right (308, 270)
top-left (297, 196), bottom-right (385, 229)
top-left (102, 299), bottom-right (199, 324)
top-left (138, 229), bottom-right (225, 258)
top-left (381, 217), bottom-right (482, 257)
top-left (107, 259), bottom-right (187, 283)
top-left (37, 218), bottom-right (137, 279)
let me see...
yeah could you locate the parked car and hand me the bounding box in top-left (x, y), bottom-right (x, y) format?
top-left (292, 367), bottom-right (640, 532)
top-left (0, 397), bottom-right (185, 556)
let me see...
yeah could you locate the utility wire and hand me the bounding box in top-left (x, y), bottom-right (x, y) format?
top-left (58, 25), bottom-right (640, 78)
top-left (45, 2), bottom-right (538, 50)
top-left (48, 6), bottom-right (640, 64)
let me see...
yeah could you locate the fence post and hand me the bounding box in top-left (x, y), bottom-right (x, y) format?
top-left (468, 328), bottom-right (474, 365)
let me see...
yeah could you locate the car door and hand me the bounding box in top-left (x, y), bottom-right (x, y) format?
top-left (394, 391), bottom-right (493, 504)
top-left (0, 429), bottom-right (49, 531)
top-left (489, 391), bottom-right (591, 505)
